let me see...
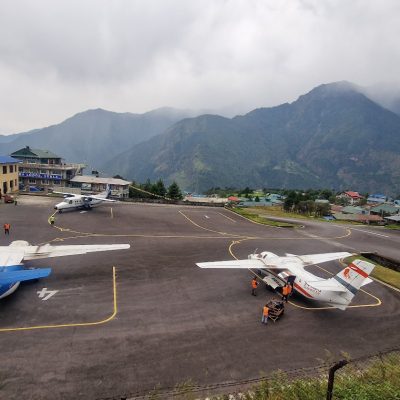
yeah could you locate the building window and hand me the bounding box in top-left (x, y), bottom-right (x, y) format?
top-left (2, 166), bottom-right (6, 174)
top-left (53, 180), bottom-right (60, 185)
top-left (9, 165), bottom-right (14, 173)
top-left (10, 180), bottom-right (14, 188)
top-left (29, 179), bottom-right (36, 184)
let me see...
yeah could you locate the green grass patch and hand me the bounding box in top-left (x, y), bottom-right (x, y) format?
top-left (231, 207), bottom-right (297, 228)
top-left (206, 351), bottom-right (400, 400)
top-left (385, 224), bottom-right (400, 230)
top-left (344, 255), bottom-right (400, 289)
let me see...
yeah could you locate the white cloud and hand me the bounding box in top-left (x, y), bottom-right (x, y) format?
top-left (0, 0), bottom-right (399, 133)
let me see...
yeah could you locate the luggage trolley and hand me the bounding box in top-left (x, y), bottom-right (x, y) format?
top-left (267, 300), bottom-right (285, 322)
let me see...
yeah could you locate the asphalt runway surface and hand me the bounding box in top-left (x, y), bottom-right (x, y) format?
top-left (0, 197), bottom-right (399, 399)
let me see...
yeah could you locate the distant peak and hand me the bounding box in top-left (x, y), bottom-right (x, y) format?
top-left (310, 81), bottom-right (360, 95)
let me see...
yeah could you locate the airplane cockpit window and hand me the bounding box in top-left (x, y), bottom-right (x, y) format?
top-left (69, 200), bottom-right (73, 204)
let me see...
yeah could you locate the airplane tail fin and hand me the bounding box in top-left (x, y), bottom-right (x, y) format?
top-left (330, 259), bottom-right (375, 308)
top-left (99, 184), bottom-right (111, 199)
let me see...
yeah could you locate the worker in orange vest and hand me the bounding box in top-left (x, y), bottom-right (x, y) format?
top-left (4, 223), bottom-right (10, 235)
top-left (262, 304), bottom-right (269, 324)
top-left (282, 284), bottom-right (289, 302)
top-left (251, 277), bottom-right (258, 296)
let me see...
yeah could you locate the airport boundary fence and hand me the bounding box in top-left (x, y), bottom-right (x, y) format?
top-left (105, 346), bottom-right (400, 400)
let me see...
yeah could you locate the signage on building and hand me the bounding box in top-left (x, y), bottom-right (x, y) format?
top-left (19, 172), bottom-right (62, 180)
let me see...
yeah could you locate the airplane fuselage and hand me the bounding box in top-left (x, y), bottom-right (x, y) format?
top-left (54, 196), bottom-right (105, 212)
top-left (251, 252), bottom-right (354, 309)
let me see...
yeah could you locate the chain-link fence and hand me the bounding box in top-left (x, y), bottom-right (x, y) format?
top-left (101, 347), bottom-right (400, 400)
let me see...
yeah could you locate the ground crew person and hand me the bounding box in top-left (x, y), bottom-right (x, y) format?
top-left (287, 283), bottom-right (293, 298)
top-left (4, 223), bottom-right (10, 235)
top-left (14, 198), bottom-right (17, 206)
top-left (251, 277), bottom-right (258, 296)
top-left (262, 304), bottom-right (269, 324)
top-left (50, 216), bottom-right (55, 225)
top-left (282, 284), bottom-right (289, 302)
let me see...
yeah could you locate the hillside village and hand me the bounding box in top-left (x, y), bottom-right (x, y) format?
top-left (186, 190), bottom-right (400, 225)
top-left (2, 146), bottom-right (400, 227)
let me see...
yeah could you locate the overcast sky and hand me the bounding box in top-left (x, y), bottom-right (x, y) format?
top-left (0, 0), bottom-right (399, 134)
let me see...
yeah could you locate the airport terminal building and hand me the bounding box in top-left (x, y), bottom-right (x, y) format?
top-left (70, 175), bottom-right (131, 198)
top-left (10, 146), bottom-right (85, 192)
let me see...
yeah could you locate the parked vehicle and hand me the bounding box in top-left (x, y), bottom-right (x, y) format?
top-left (4, 194), bottom-right (14, 203)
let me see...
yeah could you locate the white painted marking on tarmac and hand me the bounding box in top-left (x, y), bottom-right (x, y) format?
top-left (80, 211), bottom-right (87, 214)
top-left (37, 288), bottom-right (58, 301)
top-left (350, 228), bottom-right (389, 238)
top-left (205, 215), bottom-right (210, 219)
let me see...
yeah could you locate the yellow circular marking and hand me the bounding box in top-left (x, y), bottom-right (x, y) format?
top-left (0, 267), bottom-right (118, 333)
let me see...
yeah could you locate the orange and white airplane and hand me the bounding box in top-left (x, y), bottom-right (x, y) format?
top-left (196, 251), bottom-right (375, 310)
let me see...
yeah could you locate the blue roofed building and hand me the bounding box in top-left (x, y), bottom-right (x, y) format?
top-left (367, 194), bottom-right (387, 204)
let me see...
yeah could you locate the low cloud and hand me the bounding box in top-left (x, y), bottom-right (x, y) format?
top-left (0, 0), bottom-right (399, 133)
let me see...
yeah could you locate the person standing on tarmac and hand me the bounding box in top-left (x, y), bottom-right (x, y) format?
top-left (4, 223), bottom-right (10, 235)
top-left (251, 277), bottom-right (258, 296)
top-left (50, 215), bottom-right (55, 225)
top-left (282, 284), bottom-right (289, 302)
top-left (262, 304), bottom-right (269, 324)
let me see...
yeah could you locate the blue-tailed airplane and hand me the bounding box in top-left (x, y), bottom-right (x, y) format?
top-left (0, 240), bottom-right (130, 299)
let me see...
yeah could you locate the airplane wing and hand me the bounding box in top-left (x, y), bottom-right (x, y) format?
top-left (288, 252), bottom-right (353, 266)
top-left (23, 244), bottom-right (130, 260)
top-left (51, 191), bottom-right (80, 197)
top-left (0, 268), bottom-right (52, 285)
top-left (197, 251), bottom-right (353, 270)
top-left (196, 259), bottom-right (282, 269)
top-left (84, 196), bottom-right (116, 202)
top-left (0, 250), bottom-right (25, 267)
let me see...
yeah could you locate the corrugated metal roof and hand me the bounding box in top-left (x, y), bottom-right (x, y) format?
top-left (370, 204), bottom-right (399, 214)
top-left (344, 191), bottom-right (362, 198)
top-left (0, 155), bottom-right (21, 164)
top-left (11, 147), bottom-right (61, 159)
top-left (385, 215), bottom-right (400, 222)
top-left (71, 175), bottom-right (131, 185)
top-left (341, 206), bottom-right (365, 214)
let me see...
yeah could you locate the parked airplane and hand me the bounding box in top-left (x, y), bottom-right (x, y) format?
top-left (197, 251), bottom-right (375, 310)
top-left (0, 240), bottom-right (130, 299)
top-left (53, 185), bottom-right (115, 212)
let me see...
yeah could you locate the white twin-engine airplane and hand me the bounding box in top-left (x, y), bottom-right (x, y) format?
top-left (54, 185), bottom-right (115, 212)
top-left (197, 251), bottom-right (376, 310)
top-left (0, 240), bottom-right (130, 299)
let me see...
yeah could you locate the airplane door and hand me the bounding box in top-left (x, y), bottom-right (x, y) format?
top-left (287, 275), bottom-right (296, 285)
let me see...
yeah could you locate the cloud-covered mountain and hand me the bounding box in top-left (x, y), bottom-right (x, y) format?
top-left (105, 81), bottom-right (400, 194)
top-left (2, 81), bottom-right (400, 194)
top-left (0, 107), bottom-right (197, 170)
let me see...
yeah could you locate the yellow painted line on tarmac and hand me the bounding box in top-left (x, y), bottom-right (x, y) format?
top-left (0, 267), bottom-right (118, 333)
top-left (217, 211), bottom-right (236, 222)
top-left (179, 210), bottom-right (243, 238)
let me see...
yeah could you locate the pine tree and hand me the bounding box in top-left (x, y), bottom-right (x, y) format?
top-left (167, 181), bottom-right (183, 200)
top-left (152, 179), bottom-right (167, 197)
